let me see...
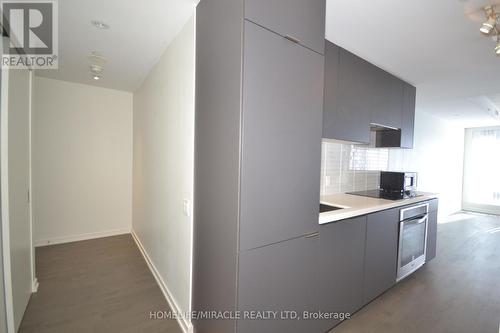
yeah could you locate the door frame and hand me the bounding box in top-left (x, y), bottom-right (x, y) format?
top-left (28, 71), bottom-right (37, 293)
top-left (1, 57), bottom-right (16, 333)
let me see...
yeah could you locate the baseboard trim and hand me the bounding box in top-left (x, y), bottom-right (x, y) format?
top-left (32, 278), bottom-right (39, 293)
top-left (131, 230), bottom-right (192, 333)
top-left (34, 228), bottom-right (131, 247)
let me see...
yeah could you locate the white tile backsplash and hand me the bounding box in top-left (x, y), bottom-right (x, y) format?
top-left (320, 140), bottom-right (389, 195)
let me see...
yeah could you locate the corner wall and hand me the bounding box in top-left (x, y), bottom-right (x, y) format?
top-left (32, 77), bottom-right (133, 245)
top-left (132, 14), bottom-right (195, 330)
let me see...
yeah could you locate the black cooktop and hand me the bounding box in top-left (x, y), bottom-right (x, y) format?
top-left (346, 189), bottom-right (422, 201)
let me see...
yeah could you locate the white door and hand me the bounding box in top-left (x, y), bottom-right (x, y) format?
top-left (462, 126), bottom-right (500, 215)
top-left (1, 65), bottom-right (32, 331)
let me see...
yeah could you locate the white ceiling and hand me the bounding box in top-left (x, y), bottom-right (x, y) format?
top-left (326, 0), bottom-right (500, 127)
top-left (35, 0), bottom-right (500, 126)
top-left (36, 0), bottom-right (197, 92)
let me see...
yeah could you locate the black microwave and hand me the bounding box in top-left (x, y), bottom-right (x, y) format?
top-left (380, 171), bottom-right (417, 193)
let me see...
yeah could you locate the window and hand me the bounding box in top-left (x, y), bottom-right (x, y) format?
top-left (462, 126), bottom-right (500, 215)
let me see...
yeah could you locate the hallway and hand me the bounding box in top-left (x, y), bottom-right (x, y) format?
top-left (19, 235), bottom-right (181, 333)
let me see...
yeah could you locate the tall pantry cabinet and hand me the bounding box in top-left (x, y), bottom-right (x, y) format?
top-left (193, 0), bottom-right (326, 332)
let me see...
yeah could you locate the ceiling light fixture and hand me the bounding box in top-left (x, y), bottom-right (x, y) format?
top-left (87, 51), bottom-right (106, 66)
top-left (90, 64), bottom-right (104, 80)
top-left (91, 20), bottom-right (110, 30)
top-left (480, 17), bottom-right (496, 35)
top-left (479, 6), bottom-right (500, 56)
top-left (480, 6), bottom-right (497, 35)
top-left (87, 52), bottom-right (107, 81)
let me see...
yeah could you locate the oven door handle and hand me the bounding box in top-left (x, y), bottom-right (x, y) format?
top-left (403, 215), bottom-right (428, 225)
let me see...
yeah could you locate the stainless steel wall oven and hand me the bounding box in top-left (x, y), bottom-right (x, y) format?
top-left (397, 203), bottom-right (429, 281)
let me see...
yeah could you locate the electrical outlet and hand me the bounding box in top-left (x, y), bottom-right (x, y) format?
top-left (183, 199), bottom-right (191, 217)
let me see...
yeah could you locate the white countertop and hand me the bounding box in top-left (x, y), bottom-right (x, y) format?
top-left (319, 192), bottom-right (439, 224)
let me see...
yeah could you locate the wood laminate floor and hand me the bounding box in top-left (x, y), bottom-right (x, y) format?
top-left (330, 212), bottom-right (500, 333)
top-left (19, 234), bottom-right (182, 333)
top-left (18, 213), bottom-right (500, 333)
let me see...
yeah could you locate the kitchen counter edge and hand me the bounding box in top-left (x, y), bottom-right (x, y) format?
top-left (319, 193), bottom-right (439, 224)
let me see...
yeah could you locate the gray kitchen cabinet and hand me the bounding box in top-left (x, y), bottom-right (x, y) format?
top-left (239, 21), bottom-right (324, 251)
top-left (364, 208), bottom-right (400, 304)
top-left (426, 210), bottom-right (438, 262)
top-left (325, 47), bottom-right (372, 143)
top-left (322, 41), bottom-right (340, 140)
top-left (318, 216), bottom-right (367, 330)
top-left (193, 1), bottom-right (246, 332)
top-left (238, 234), bottom-right (320, 333)
top-left (401, 82), bottom-right (416, 148)
top-left (244, 0), bottom-right (326, 54)
top-left (428, 198), bottom-right (439, 213)
top-left (322, 40), bottom-right (416, 147)
top-left (194, 1), bottom-right (326, 331)
top-left (371, 68), bottom-right (403, 130)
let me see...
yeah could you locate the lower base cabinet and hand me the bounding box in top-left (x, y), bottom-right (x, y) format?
top-left (426, 210), bottom-right (438, 262)
top-left (363, 208), bottom-right (399, 304)
top-left (237, 234), bottom-right (322, 333)
top-left (236, 200), bottom-right (438, 333)
top-left (318, 216), bottom-right (367, 331)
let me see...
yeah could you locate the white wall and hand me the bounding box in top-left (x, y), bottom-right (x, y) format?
top-left (32, 77), bottom-right (133, 245)
top-left (132, 14), bottom-right (194, 329)
top-left (389, 110), bottom-right (465, 219)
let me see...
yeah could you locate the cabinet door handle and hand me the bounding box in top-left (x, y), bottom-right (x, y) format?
top-left (305, 232), bottom-right (319, 239)
top-left (284, 34), bottom-right (301, 44)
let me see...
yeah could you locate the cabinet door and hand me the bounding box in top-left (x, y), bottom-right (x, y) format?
top-left (426, 210), bottom-right (438, 262)
top-left (238, 235), bottom-right (320, 333)
top-left (240, 22), bottom-right (324, 251)
top-left (371, 69), bottom-right (403, 130)
top-left (244, 0), bottom-right (326, 54)
top-left (322, 40), bottom-right (340, 139)
top-left (318, 216), bottom-right (367, 330)
top-left (401, 83), bottom-right (416, 148)
top-left (364, 208), bottom-right (399, 304)
top-left (333, 48), bottom-right (372, 143)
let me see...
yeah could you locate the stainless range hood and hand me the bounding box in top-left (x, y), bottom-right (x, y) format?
top-left (370, 123), bottom-right (402, 148)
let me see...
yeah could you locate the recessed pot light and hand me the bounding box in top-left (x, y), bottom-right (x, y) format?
top-left (91, 20), bottom-right (110, 30)
top-left (90, 64), bottom-right (104, 81)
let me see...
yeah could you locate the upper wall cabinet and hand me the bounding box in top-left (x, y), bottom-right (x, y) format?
top-left (401, 82), bottom-right (416, 148)
top-left (370, 68), bottom-right (403, 130)
top-left (322, 40), bottom-right (416, 148)
top-left (323, 42), bottom-right (371, 144)
top-left (244, 0), bottom-right (326, 54)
